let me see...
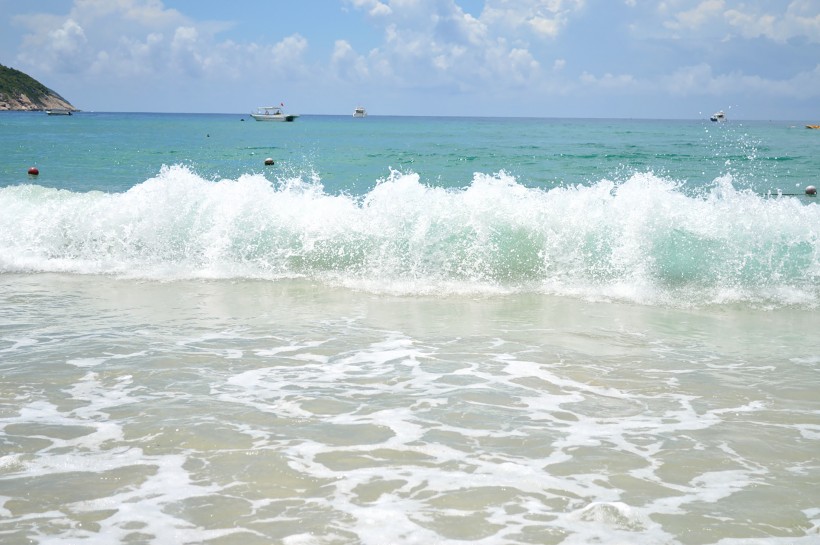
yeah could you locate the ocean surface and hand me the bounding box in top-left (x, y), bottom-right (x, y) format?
top-left (1, 111), bottom-right (818, 545)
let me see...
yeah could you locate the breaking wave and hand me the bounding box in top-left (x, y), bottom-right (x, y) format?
top-left (1, 164), bottom-right (818, 307)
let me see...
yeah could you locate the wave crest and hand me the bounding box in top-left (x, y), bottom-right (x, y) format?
top-left (1, 165), bottom-right (817, 307)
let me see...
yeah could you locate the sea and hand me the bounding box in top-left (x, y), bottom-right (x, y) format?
top-left (0, 111), bottom-right (818, 545)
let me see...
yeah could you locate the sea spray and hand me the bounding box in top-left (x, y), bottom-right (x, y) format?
top-left (1, 165), bottom-right (817, 307)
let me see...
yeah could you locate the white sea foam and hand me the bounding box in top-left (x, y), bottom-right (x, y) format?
top-left (1, 165), bottom-right (817, 307)
top-left (1, 292), bottom-right (817, 543)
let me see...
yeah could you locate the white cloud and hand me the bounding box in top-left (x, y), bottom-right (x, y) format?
top-left (482, 0), bottom-right (587, 39)
top-left (345, 0), bottom-right (392, 17)
top-left (579, 71), bottom-right (637, 89)
top-left (331, 39), bottom-right (371, 80)
top-left (660, 0), bottom-right (820, 43)
top-left (664, 0), bottom-right (725, 31)
top-left (14, 0), bottom-right (187, 75)
top-left (784, 63), bottom-right (820, 99)
top-left (12, 0), bottom-right (576, 98)
top-left (659, 62), bottom-right (820, 99)
top-left (169, 26), bottom-right (204, 77)
top-left (252, 34), bottom-right (310, 77)
top-left (725, 0), bottom-right (820, 43)
top-left (88, 32), bottom-right (165, 77)
top-left (68, 0), bottom-right (187, 27)
top-left (16, 18), bottom-right (92, 73)
top-left (568, 53), bottom-right (820, 104)
top-left (660, 63), bottom-right (723, 95)
top-left (13, 0), bottom-right (312, 83)
top-left (340, 0), bottom-right (557, 92)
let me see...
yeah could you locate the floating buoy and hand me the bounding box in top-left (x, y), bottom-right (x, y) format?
top-left (27, 167), bottom-right (39, 176)
top-left (806, 185), bottom-right (817, 196)
top-left (264, 158), bottom-right (275, 165)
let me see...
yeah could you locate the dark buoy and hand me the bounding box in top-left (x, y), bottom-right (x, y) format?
top-left (806, 185), bottom-right (817, 196)
top-left (27, 167), bottom-right (39, 176)
top-left (264, 158), bottom-right (275, 165)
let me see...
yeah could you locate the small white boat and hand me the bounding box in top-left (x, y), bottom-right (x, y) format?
top-left (250, 106), bottom-right (299, 122)
top-left (353, 106), bottom-right (367, 118)
top-left (710, 110), bottom-right (726, 122)
top-left (46, 108), bottom-right (72, 116)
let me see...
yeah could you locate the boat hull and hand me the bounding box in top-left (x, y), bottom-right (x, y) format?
top-left (251, 114), bottom-right (298, 122)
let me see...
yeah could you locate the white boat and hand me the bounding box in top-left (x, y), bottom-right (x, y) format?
top-left (353, 106), bottom-right (367, 118)
top-left (250, 106), bottom-right (299, 122)
top-left (46, 108), bottom-right (72, 116)
top-left (710, 110), bottom-right (726, 122)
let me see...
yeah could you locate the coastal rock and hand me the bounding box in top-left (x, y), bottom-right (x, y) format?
top-left (0, 64), bottom-right (76, 111)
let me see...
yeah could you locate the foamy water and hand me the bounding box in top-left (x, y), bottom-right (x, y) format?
top-left (1, 275), bottom-right (819, 544)
top-left (1, 165), bottom-right (818, 308)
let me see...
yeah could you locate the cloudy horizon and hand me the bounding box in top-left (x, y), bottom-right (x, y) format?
top-left (2, 0), bottom-right (818, 120)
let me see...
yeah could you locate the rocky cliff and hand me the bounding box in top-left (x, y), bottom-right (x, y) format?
top-left (0, 64), bottom-right (76, 111)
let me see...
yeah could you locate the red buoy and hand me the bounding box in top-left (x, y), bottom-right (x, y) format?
top-left (28, 167), bottom-right (39, 176)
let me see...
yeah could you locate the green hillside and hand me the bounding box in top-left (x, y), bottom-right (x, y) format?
top-left (0, 63), bottom-right (73, 110)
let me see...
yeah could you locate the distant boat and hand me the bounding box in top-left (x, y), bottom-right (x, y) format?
top-left (250, 105), bottom-right (298, 122)
top-left (353, 106), bottom-right (367, 118)
top-left (45, 108), bottom-right (72, 116)
top-left (710, 110), bottom-right (726, 122)
top-left (806, 124), bottom-right (820, 129)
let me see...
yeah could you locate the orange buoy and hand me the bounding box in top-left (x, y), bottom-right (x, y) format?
top-left (264, 158), bottom-right (274, 165)
top-left (28, 167), bottom-right (39, 176)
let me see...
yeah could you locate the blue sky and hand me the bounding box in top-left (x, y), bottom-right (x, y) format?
top-left (1, 0), bottom-right (818, 119)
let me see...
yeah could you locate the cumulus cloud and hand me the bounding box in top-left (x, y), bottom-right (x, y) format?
top-left (13, 0), bottom-right (576, 96)
top-left (169, 26), bottom-right (204, 77)
top-left (340, 0), bottom-right (563, 91)
top-left (87, 32), bottom-right (165, 77)
top-left (660, 0), bottom-right (820, 43)
top-left (331, 39), bottom-right (369, 81)
top-left (14, 0), bottom-right (184, 75)
top-left (725, 0), bottom-right (820, 43)
top-left (664, 0), bottom-right (725, 31)
top-left (482, 0), bottom-right (586, 39)
top-left (17, 18), bottom-right (92, 73)
top-left (344, 0), bottom-right (392, 18)
top-left (13, 0), bottom-right (310, 82)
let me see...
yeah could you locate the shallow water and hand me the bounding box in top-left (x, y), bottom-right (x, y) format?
top-left (1, 274), bottom-right (818, 544)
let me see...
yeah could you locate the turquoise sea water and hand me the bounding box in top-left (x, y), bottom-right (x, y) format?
top-left (3, 112), bottom-right (817, 197)
top-left (1, 112), bottom-right (819, 545)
